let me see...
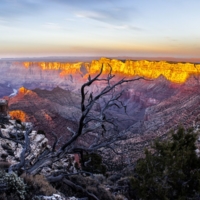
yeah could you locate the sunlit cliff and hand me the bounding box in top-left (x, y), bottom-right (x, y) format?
top-left (23, 58), bottom-right (200, 83)
top-left (9, 110), bottom-right (27, 122)
top-left (23, 61), bottom-right (84, 77)
top-left (18, 87), bottom-right (33, 95)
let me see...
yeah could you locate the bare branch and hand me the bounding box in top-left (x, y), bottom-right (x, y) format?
top-left (51, 132), bottom-right (62, 152)
top-left (60, 69), bottom-right (145, 152)
top-left (8, 127), bottom-right (32, 173)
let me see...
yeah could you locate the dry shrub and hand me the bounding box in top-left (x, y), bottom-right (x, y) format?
top-left (88, 185), bottom-right (114, 200)
top-left (70, 175), bottom-right (99, 188)
top-left (21, 173), bottom-right (56, 196)
top-left (68, 175), bottom-right (115, 200)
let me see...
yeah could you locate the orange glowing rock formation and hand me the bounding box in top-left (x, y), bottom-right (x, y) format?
top-left (90, 58), bottom-right (200, 83)
top-left (18, 87), bottom-right (33, 94)
top-left (23, 58), bottom-right (200, 83)
top-left (9, 110), bottom-right (27, 122)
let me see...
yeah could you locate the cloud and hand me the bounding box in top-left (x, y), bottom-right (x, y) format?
top-left (74, 7), bottom-right (142, 32)
top-left (104, 24), bottom-right (143, 31)
top-left (0, 0), bottom-right (140, 31)
top-left (75, 7), bottom-right (134, 25)
top-left (51, 0), bottom-right (137, 24)
top-left (76, 11), bottom-right (107, 20)
top-left (0, 0), bottom-right (137, 24)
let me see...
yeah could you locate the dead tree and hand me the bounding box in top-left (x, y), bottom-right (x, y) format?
top-left (0, 66), bottom-right (144, 196)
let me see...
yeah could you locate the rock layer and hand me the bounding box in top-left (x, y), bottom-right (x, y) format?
top-left (23, 58), bottom-right (200, 83)
top-left (1, 58), bottom-right (200, 97)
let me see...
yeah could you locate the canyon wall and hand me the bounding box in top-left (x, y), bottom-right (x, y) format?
top-left (23, 57), bottom-right (200, 83)
top-left (2, 58), bottom-right (200, 163)
top-left (0, 58), bottom-right (200, 97)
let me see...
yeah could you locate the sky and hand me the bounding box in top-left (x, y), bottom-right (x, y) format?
top-left (0, 0), bottom-right (200, 60)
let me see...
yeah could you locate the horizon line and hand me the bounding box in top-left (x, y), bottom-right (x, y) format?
top-left (0, 56), bottom-right (200, 63)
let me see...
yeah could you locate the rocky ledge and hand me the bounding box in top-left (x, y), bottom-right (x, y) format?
top-left (0, 118), bottom-right (78, 175)
top-left (0, 117), bottom-right (81, 200)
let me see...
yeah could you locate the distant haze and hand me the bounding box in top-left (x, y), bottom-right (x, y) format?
top-left (1, 56), bottom-right (200, 63)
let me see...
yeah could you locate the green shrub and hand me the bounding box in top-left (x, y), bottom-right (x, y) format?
top-left (0, 172), bottom-right (57, 199)
top-left (0, 170), bottom-right (26, 200)
top-left (82, 153), bottom-right (106, 175)
top-left (131, 127), bottom-right (200, 200)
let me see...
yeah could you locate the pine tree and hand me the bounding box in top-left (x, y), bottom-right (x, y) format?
top-left (131, 127), bottom-right (200, 200)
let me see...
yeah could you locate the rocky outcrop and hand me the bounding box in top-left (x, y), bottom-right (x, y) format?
top-left (0, 119), bottom-right (77, 177)
top-left (0, 120), bottom-right (34, 165)
top-left (8, 87), bottom-right (79, 146)
top-left (0, 118), bottom-right (85, 199)
top-left (36, 194), bottom-right (66, 200)
top-left (0, 119), bottom-right (47, 164)
top-left (36, 194), bottom-right (82, 200)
